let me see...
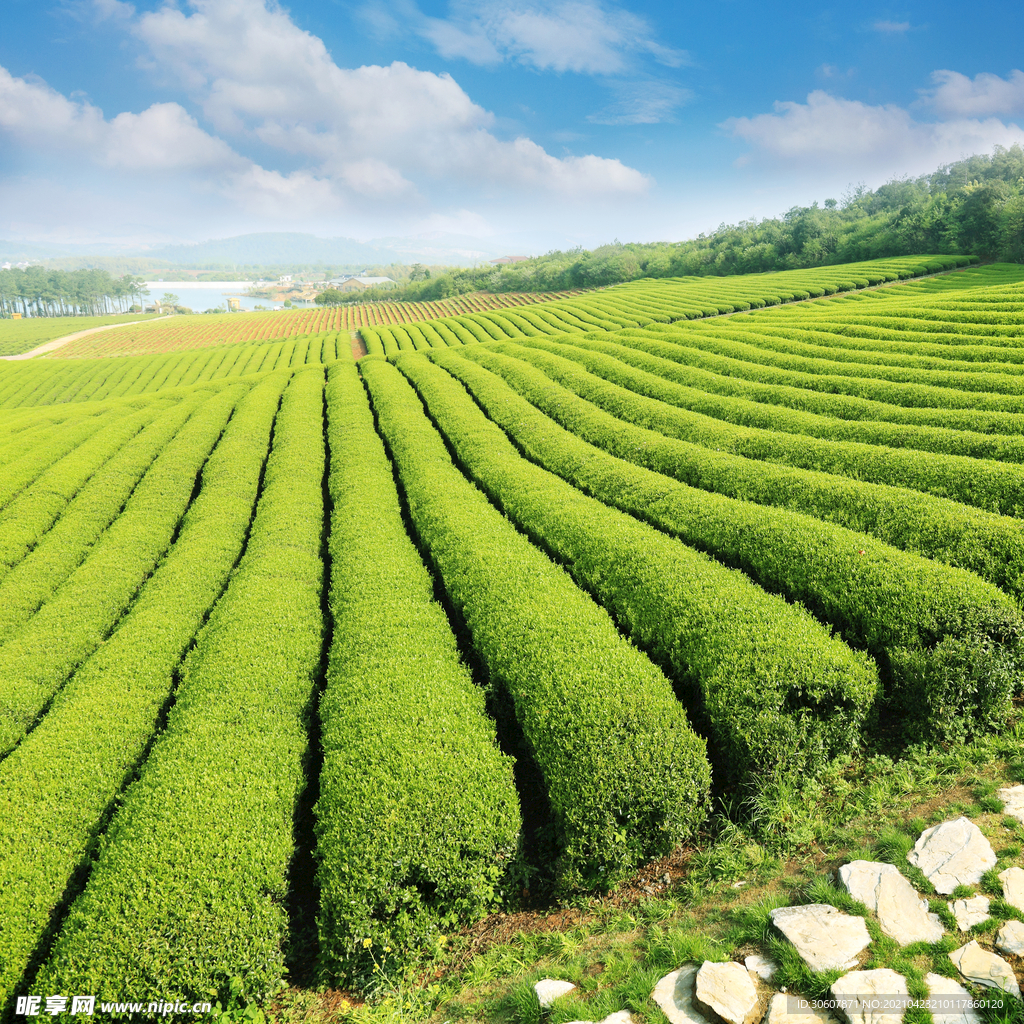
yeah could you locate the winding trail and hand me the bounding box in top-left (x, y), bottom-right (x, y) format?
top-left (1, 316), bottom-right (173, 362)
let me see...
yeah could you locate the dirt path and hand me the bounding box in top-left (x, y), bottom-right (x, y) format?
top-left (0, 315), bottom-right (174, 361)
top-left (350, 330), bottom-right (368, 360)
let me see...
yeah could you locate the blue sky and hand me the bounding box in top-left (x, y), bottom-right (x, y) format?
top-left (2, 0), bottom-right (1024, 252)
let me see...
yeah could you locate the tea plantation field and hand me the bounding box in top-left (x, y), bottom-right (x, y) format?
top-left (1, 254), bottom-right (1022, 1012)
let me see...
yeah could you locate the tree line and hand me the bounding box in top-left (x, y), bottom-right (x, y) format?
top-left (318, 145), bottom-right (1024, 306)
top-left (0, 268), bottom-right (150, 318)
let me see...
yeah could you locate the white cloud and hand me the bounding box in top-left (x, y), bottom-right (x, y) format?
top-left (723, 89), bottom-right (1024, 178)
top-left (587, 81), bottom-right (691, 125)
top-left (0, 66), bottom-right (241, 172)
top-left (105, 104), bottom-right (245, 171)
top-left (0, 62), bottom-right (358, 225)
top-left (124, 0), bottom-right (648, 197)
top-left (872, 20), bottom-right (910, 32)
top-left (816, 64), bottom-right (855, 81)
top-left (922, 69), bottom-right (1024, 118)
top-left (0, 66), bottom-right (105, 148)
top-left (416, 0), bottom-right (687, 74)
top-left (93, 0), bottom-right (136, 22)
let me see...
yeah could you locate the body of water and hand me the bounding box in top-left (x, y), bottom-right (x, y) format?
top-left (143, 282), bottom-right (314, 313)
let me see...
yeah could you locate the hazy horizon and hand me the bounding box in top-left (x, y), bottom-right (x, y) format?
top-left (3, 0), bottom-right (1024, 252)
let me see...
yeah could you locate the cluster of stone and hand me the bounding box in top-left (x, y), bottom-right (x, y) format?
top-left (533, 799), bottom-right (1024, 1024)
top-left (637, 806), bottom-right (1022, 1024)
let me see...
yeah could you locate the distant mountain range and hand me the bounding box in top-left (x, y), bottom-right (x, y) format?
top-left (139, 233), bottom-right (403, 266)
top-left (0, 231), bottom-right (522, 269)
top-left (0, 239), bottom-right (120, 262)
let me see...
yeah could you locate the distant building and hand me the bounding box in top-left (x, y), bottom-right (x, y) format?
top-left (278, 274), bottom-right (293, 283)
top-left (227, 297), bottom-right (241, 311)
top-left (333, 276), bottom-right (396, 293)
top-left (489, 256), bottom-right (531, 265)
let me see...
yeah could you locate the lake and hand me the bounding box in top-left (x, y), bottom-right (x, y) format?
top-left (143, 281), bottom-right (314, 313)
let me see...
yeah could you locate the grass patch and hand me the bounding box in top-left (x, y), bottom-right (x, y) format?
top-left (266, 729), bottom-right (1023, 1024)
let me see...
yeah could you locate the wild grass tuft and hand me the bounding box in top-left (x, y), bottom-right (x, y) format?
top-left (728, 894), bottom-right (789, 948)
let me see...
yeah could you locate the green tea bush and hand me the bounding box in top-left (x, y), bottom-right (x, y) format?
top-left (0, 372), bottom-right (289, 1006)
top-left (35, 368), bottom-right (326, 1004)
top-left (490, 340), bottom-right (1024, 516)
top-left (401, 352), bottom-right (878, 777)
top-left (361, 356), bottom-right (712, 890)
top-left (0, 384), bottom-right (247, 755)
top-left (316, 362), bottom-right (520, 982)
top-left (440, 347), bottom-right (1022, 743)
top-left (510, 335), bottom-right (1024, 461)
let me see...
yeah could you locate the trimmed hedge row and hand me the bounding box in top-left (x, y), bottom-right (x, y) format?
top-left (0, 401), bottom-right (88, 440)
top-left (821, 306), bottom-right (1024, 329)
top-left (511, 335), bottom-right (1024, 461)
top-left (652, 323), bottom-right (1024, 409)
top-left (0, 391), bottom-right (220, 640)
top-left (514, 307), bottom-right (585, 335)
top-left (517, 307), bottom-right (586, 334)
top-left (0, 384), bottom-right (247, 755)
top-left (0, 401), bottom-right (166, 583)
top-left (489, 341), bottom-right (1024, 515)
top-left (431, 320), bottom-right (465, 347)
top-left (0, 371), bottom-right (290, 1008)
top-left (457, 345), bottom-right (1024, 605)
top-left (360, 356), bottom-right (711, 890)
top-left (450, 317), bottom-right (495, 344)
top-left (0, 353), bottom-right (149, 408)
top-left (443, 319), bottom-right (477, 345)
top-left (396, 352), bottom-right (880, 774)
top-left (592, 329), bottom-right (1024, 434)
top-left (0, 405), bottom-right (120, 512)
top-left (495, 310), bottom-right (545, 337)
top-left (316, 362), bottom-right (519, 983)
top-left (548, 303), bottom-right (628, 330)
top-left (35, 367), bottom-right (326, 1004)
top-left (714, 319), bottom-right (1024, 377)
top-left (729, 316), bottom-right (1024, 366)
top-left (432, 348), bottom-right (1022, 742)
top-left (458, 314), bottom-right (506, 341)
top-left (0, 340), bottom-right (332, 410)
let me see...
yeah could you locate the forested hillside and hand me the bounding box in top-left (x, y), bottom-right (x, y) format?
top-left (345, 147), bottom-right (1024, 303)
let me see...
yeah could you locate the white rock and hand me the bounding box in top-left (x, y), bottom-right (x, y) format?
top-left (763, 992), bottom-right (840, 1024)
top-left (998, 784), bottom-right (1024, 823)
top-left (535, 978), bottom-right (576, 1008)
top-left (769, 904), bottom-right (871, 972)
top-left (949, 940), bottom-right (1021, 999)
top-left (564, 1013), bottom-right (633, 1024)
top-left (995, 919), bottom-right (1024, 956)
top-left (924, 972), bottom-right (982, 1024)
top-left (999, 866), bottom-right (1024, 912)
top-left (830, 968), bottom-right (910, 1024)
top-left (906, 818), bottom-right (997, 895)
top-left (694, 961), bottom-right (758, 1024)
top-left (949, 896), bottom-right (991, 930)
top-left (652, 966), bottom-right (710, 1024)
top-left (839, 860), bottom-right (944, 945)
top-left (744, 955), bottom-right (776, 981)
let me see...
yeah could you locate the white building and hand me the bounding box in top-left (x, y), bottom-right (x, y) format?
top-left (329, 276), bottom-right (396, 293)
